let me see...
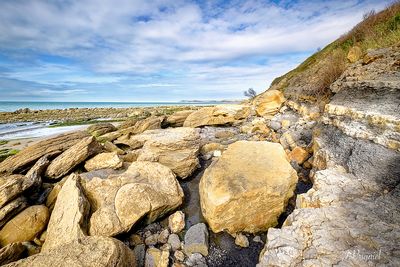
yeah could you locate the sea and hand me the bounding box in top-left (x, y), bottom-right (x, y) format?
top-left (0, 101), bottom-right (225, 140)
top-left (0, 101), bottom-right (221, 112)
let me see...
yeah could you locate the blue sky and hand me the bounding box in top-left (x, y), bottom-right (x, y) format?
top-left (0, 0), bottom-right (391, 102)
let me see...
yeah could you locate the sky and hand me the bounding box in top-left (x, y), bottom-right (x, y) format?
top-left (0, 0), bottom-right (392, 102)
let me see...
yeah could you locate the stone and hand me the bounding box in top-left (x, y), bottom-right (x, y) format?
top-left (184, 223), bottom-right (209, 256)
top-left (103, 141), bottom-right (125, 155)
top-left (145, 233), bottom-right (159, 246)
top-left (118, 118), bottom-right (139, 130)
top-left (84, 152), bottom-right (123, 171)
top-left (87, 123), bottom-right (117, 137)
top-left (168, 211), bottom-right (185, 233)
top-left (129, 234), bottom-right (143, 246)
top-left (183, 105), bottom-right (250, 128)
top-left (288, 146), bottom-right (310, 164)
top-left (235, 233), bottom-right (249, 248)
top-left (186, 253), bottom-right (207, 267)
top-left (84, 161), bottom-right (184, 237)
top-left (145, 247), bottom-right (169, 267)
top-left (0, 242), bottom-right (26, 265)
top-left (45, 136), bottom-right (102, 179)
top-left (168, 234), bottom-right (181, 251)
top-left (0, 197), bottom-right (27, 228)
top-left (0, 205), bottom-right (49, 246)
top-left (160, 243), bottom-right (171, 251)
top-left (200, 141), bottom-right (298, 234)
top-left (117, 127), bottom-right (200, 179)
top-left (214, 130), bottom-right (235, 139)
top-left (347, 45), bottom-right (363, 63)
top-left (200, 143), bottom-right (224, 156)
top-left (5, 236), bottom-right (136, 267)
top-left (0, 175), bottom-right (29, 209)
top-left (0, 131), bottom-right (89, 174)
top-left (122, 150), bottom-right (141, 162)
top-left (42, 174), bottom-right (89, 252)
top-left (45, 177), bottom-right (67, 212)
top-left (254, 89), bottom-right (285, 117)
top-left (134, 244), bottom-right (146, 267)
top-left (120, 116), bottom-right (165, 135)
top-left (174, 250), bottom-right (186, 262)
top-left (158, 229), bottom-right (170, 244)
top-left (166, 110), bottom-right (194, 127)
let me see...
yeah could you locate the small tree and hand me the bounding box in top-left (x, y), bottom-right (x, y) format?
top-left (244, 88), bottom-right (257, 98)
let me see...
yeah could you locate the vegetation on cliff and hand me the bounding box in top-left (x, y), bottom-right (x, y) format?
top-left (270, 1), bottom-right (400, 101)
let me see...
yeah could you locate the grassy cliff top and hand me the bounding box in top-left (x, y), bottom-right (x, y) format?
top-left (269, 1), bottom-right (400, 102)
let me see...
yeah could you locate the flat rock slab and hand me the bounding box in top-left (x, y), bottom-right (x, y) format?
top-left (0, 131), bottom-right (89, 174)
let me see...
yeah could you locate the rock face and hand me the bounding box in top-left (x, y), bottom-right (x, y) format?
top-left (0, 205), bottom-right (49, 246)
top-left (258, 46), bottom-right (400, 266)
top-left (0, 131), bottom-right (89, 174)
top-left (83, 161), bottom-right (184, 237)
top-left (87, 123), bottom-right (117, 137)
top-left (45, 136), bottom-right (102, 179)
top-left (117, 127), bottom-right (200, 179)
top-left (42, 173), bottom-right (89, 252)
top-left (200, 141), bottom-right (298, 234)
top-left (5, 236), bottom-right (136, 267)
top-left (254, 89), bottom-right (285, 117)
top-left (183, 105), bottom-right (250, 128)
top-left (84, 152), bottom-right (123, 171)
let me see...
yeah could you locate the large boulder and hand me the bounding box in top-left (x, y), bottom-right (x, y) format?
top-left (183, 105), bottom-right (250, 128)
top-left (116, 127), bottom-right (200, 179)
top-left (199, 141), bottom-right (297, 234)
top-left (83, 161), bottom-right (184, 237)
top-left (42, 173), bottom-right (89, 252)
top-left (45, 136), bottom-right (102, 179)
top-left (4, 236), bottom-right (136, 267)
top-left (254, 89), bottom-right (285, 117)
top-left (0, 205), bottom-right (49, 246)
top-left (0, 131), bottom-right (89, 174)
top-left (84, 152), bottom-right (123, 171)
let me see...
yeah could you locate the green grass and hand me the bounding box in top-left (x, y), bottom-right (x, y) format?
top-left (0, 140), bottom-right (8, 146)
top-left (49, 119), bottom-right (124, 128)
top-left (0, 149), bottom-right (19, 162)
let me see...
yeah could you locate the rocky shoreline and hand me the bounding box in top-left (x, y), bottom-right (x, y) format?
top-left (0, 43), bottom-right (398, 267)
top-left (0, 105), bottom-right (204, 124)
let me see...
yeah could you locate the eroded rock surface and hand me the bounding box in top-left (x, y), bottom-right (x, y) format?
top-left (83, 161), bottom-right (184, 237)
top-left (200, 141), bottom-right (298, 234)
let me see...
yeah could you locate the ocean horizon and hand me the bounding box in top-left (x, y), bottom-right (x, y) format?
top-left (0, 101), bottom-right (232, 112)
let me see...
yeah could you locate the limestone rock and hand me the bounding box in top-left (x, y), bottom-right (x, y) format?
top-left (87, 123), bottom-right (117, 137)
top-left (347, 45), bottom-right (363, 63)
top-left (84, 152), bottom-right (123, 171)
top-left (168, 210), bottom-right (185, 233)
top-left (42, 174), bottom-right (89, 252)
top-left (5, 236), bottom-right (136, 267)
top-left (0, 242), bottom-right (26, 265)
top-left (103, 141), bottom-right (125, 155)
top-left (120, 116), bottom-right (164, 135)
top-left (235, 233), bottom-right (249, 248)
top-left (166, 110), bottom-right (194, 127)
top-left (184, 223), bottom-right (209, 256)
top-left (0, 131), bottom-right (89, 174)
top-left (288, 147), bottom-right (310, 164)
top-left (44, 177), bottom-right (67, 212)
top-left (84, 161), bottom-right (184, 237)
top-left (200, 141), bottom-right (298, 234)
top-left (0, 205), bottom-right (49, 246)
top-left (145, 247), bottom-right (169, 267)
top-left (158, 229), bottom-right (170, 244)
top-left (183, 105), bottom-right (250, 128)
top-left (117, 127), bottom-right (200, 179)
top-left (45, 136), bottom-right (102, 179)
top-left (0, 197), bottom-right (27, 228)
top-left (168, 234), bottom-right (181, 251)
top-left (254, 90), bottom-right (285, 117)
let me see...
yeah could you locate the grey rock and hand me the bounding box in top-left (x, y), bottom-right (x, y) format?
top-left (184, 223), bottom-right (209, 256)
top-left (133, 244), bottom-right (145, 267)
top-left (168, 234), bottom-right (181, 251)
top-left (186, 253), bottom-right (207, 267)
